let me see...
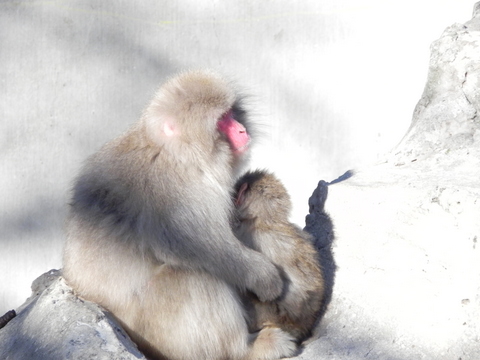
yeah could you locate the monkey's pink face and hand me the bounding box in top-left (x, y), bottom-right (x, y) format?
top-left (217, 111), bottom-right (250, 155)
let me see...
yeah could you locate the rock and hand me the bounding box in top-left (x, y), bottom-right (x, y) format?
top-left (0, 270), bottom-right (145, 360)
top-left (392, 3), bottom-right (480, 171)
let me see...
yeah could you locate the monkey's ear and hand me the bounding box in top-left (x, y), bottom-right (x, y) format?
top-left (235, 182), bottom-right (249, 206)
top-left (145, 115), bottom-right (179, 146)
top-left (162, 121), bottom-right (176, 137)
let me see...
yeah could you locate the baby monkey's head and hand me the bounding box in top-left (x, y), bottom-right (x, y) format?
top-left (234, 170), bottom-right (292, 222)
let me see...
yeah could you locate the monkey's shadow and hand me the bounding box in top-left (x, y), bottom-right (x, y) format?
top-left (303, 180), bottom-right (336, 321)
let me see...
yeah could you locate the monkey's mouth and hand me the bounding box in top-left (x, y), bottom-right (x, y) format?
top-left (230, 127), bottom-right (250, 155)
top-left (232, 139), bottom-right (250, 155)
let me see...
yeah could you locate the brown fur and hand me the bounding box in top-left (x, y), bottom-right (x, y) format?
top-left (234, 170), bottom-right (325, 342)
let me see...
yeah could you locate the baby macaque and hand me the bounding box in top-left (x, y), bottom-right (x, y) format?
top-left (233, 170), bottom-right (324, 342)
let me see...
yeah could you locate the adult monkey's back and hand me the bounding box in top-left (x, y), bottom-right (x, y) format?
top-left (62, 70), bottom-right (297, 360)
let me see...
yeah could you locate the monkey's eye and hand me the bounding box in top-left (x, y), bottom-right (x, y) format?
top-left (231, 102), bottom-right (247, 125)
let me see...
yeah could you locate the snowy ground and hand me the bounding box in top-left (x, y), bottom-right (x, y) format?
top-left (298, 158), bottom-right (480, 359)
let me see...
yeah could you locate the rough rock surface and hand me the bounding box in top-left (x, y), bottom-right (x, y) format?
top-left (0, 270), bottom-right (145, 360)
top-left (2, 4), bottom-right (480, 360)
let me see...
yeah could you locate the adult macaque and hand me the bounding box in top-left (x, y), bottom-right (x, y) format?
top-left (63, 71), bottom-right (296, 360)
top-left (233, 170), bottom-right (324, 343)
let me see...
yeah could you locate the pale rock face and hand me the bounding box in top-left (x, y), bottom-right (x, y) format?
top-left (0, 270), bottom-right (146, 360)
top-left (392, 5), bottom-right (480, 170)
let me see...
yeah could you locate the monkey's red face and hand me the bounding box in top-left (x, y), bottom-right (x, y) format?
top-left (217, 110), bottom-right (250, 155)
